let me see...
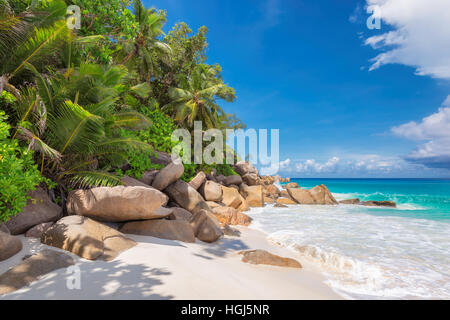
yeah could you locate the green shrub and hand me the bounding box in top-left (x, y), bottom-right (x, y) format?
top-left (214, 164), bottom-right (238, 176)
top-left (0, 111), bottom-right (44, 222)
top-left (181, 163), bottom-right (197, 182)
top-left (137, 103), bottom-right (178, 153)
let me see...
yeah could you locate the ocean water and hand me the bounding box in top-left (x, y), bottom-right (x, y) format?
top-left (247, 179), bottom-right (450, 299)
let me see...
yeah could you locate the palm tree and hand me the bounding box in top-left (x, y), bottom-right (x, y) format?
top-left (11, 62), bottom-right (152, 188)
top-left (0, 0), bottom-right (69, 95)
top-left (162, 64), bottom-right (236, 129)
top-left (0, 0), bottom-right (153, 188)
top-left (118, 0), bottom-right (171, 82)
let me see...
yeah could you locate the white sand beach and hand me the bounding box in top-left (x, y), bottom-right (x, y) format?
top-left (0, 226), bottom-right (341, 300)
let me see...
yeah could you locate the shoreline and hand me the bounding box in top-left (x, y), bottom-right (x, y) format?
top-left (0, 226), bottom-right (342, 300)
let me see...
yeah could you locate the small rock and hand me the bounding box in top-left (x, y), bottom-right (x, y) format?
top-left (241, 185), bottom-right (264, 207)
top-left (339, 198), bottom-right (360, 205)
top-left (222, 224), bottom-right (241, 237)
top-left (152, 161), bottom-right (184, 191)
top-left (199, 180), bottom-right (223, 202)
top-left (221, 186), bottom-right (245, 209)
top-left (189, 209), bottom-right (223, 243)
top-left (165, 180), bottom-right (211, 213)
top-left (0, 231), bottom-right (22, 262)
top-left (238, 249), bottom-right (302, 268)
top-left (224, 175), bottom-right (243, 186)
top-left (361, 201), bottom-right (396, 208)
top-left (188, 171), bottom-right (207, 190)
top-left (212, 206), bottom-right (252, 226)
top-left (242, 173), bottom-right (260, 186)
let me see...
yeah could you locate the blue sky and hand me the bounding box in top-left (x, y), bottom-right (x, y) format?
top-left (147, 0), bottom-right (450, 178)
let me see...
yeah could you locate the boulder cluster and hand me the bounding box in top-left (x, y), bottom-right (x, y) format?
top-left (0, 155), bottom-right (396, 273)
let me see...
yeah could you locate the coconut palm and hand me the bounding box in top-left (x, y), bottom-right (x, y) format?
top-left (0, 0), bottom-right (69, 95)
top-left (10, 61), bottom-right (152, 188)
top-left (162, 64), bottom-right (236, 129)
top-left (118, 0), bottom-right (171, 82)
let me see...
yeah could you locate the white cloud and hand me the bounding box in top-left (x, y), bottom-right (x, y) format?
top-left (259, 158), bottom-right (291, 176)
top-left (392, 95), bottom-right (450, 168)
top-left (279, 158), bottom-right (291, 169)
top-left (276, 154), bottom-right (432, 176)
top-left (295, 157), bottom-right (340, 174)
top-left (364, 0), bottom-right (450, 79)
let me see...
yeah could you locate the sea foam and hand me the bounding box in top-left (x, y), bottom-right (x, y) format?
top-left (247, 203), bottom-right (450, 299)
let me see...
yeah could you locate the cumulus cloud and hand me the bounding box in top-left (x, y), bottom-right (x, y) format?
top-left (392, 96), bottom-right (450, 169)
top-left (295, 157), bottom-right (340, 174)
top-left (364, 0), bottom-right (450, 79)
top-left (259, 158), bottom-right (291, 176)
top-left (279, 158), bottom-right (291, 169)
top-left (275, 154), bottom-right (428, 176)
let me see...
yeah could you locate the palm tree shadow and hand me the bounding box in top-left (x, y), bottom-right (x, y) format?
top-left (1, 257), bottom-right (174, 300)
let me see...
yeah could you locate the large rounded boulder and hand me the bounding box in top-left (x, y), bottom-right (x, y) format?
top-left (6, 188), bottom-right (61, 235)
top-left (41, 216), bottom-right (136, 261)
top-left (67, 186), bottom-right (169, 222)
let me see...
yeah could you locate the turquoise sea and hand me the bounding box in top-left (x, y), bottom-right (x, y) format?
top-left (246, 178), bottom-right (450, 299)
top-left (293, 178), bottom-right (450, 221)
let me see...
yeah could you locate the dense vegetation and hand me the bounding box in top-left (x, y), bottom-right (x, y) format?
top-left (0, 0), bottom-right (244, 221)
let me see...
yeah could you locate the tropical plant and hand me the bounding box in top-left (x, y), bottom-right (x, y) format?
top-left (163, 64), bottom-right (236, 129)
top-left (0, 110), bottom-right (44, 222)
top-left (0, 0), bottom-right (70, 95)
top-left (12, 63), bottom-right (152, 188)
top-left (117, 0), bottom-right (171, 83)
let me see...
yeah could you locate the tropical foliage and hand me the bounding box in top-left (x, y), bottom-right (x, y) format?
top-left (0, 0), bottom-right (244, 219)
top-left (0, 110), bottom-right (44, 222)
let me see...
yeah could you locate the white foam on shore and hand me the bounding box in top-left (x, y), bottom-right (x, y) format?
top-left (247, 204), bottom-right (450, 299)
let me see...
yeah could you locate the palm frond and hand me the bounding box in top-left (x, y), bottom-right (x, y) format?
top-left (68, 170), bottom-right (123, 188)
top-left (106, 112), bottom-right (151, 130)
top-left (47, 100), bottom-right (104, 154)
top-left (16, 126), bottom-right (62, 162)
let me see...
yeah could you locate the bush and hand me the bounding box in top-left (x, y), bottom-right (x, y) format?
top-left (137, 104), bottom-right (178, 153)
top-left (0, 111), bottom-right (44, 222)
